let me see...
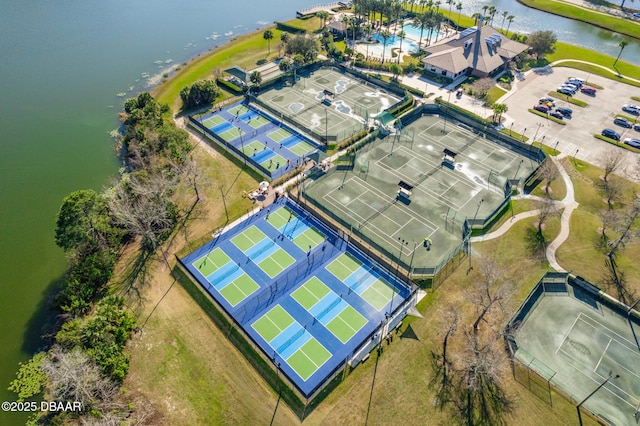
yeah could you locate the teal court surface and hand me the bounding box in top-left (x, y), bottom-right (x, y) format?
top-left (512, 277), bottom-right (640, 426)
top-left (190, 101), bottom-right (321, 180)
top-left (301, 114), bottom-right (539, 275)
top-left (251, 67), bottom-right (403, 142)
top-left (180, 198), bottom-right (411, 397)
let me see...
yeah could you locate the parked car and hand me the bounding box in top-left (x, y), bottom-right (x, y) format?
top-left (558, 86), bottom-right (577, 94)
top-left (557, 87), bottom-right (574, 95)
top-left (569, 77), bottom-right (585, 84)
top-left (634, 12), bottom-right (640, 19)
top-left (561, 83), bottom-right (579, 91)
top-left (624, 138), bottom-right (640, 148)
top-left (550, 111), bottom-right (564, 120)
top-left (566, 79), bottom-right (583, 87)
top-left (556, 107), bottom-right (573, 116)
top-left (614, 117), bottom-right (633, 128)
top-left (539, 100), bottom-right (554, 107)
top-left (581, 86), bottom-right (597, 95)
top-left (534, 104), bottom-right (549, 113)
top-left (539, 97), bottom-right (555, 106)
top-left (635, 123), bottom-right (640, 132)
top-left (622, 104), bottom-right (640, 115)
top-left (602, 128), bottom-right (621, 140)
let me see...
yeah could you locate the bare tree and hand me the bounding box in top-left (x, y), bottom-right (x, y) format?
top-left (603, 199), bottom-right (640, 304)
top-left (41, 346), bottom-right (120, 412)
top-left (470, 78), bottom-right (495, 102)
top-left (470, 258), bottom-right (514, 337)
top-left (598, 208), bottom-right (618, 246)
top-left (538, 160), bottom-right (559, 197)
top-left (603, 179), bottom-right (623, 210)
top-left (430, 306), bottom-right (460, 407)
top-left (109, 172), bottom-right (178, 252)
top-left (602, 150), bottom-right (625, 184)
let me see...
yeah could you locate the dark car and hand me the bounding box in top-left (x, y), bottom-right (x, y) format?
top-left (533, 104), bottom-right (549, 113)
top-left (602, 128), bottom-right (621, 140)
top-left (550, 111), bottom-right (564, 120)
top-left (581, 86), bottom-right (596, 95)
top-left (635, 123), bottom-right (640, 132)
top-left (614, 117), bottom-right (633, 128)
top-left (556, 107), bottom-right (573, 116)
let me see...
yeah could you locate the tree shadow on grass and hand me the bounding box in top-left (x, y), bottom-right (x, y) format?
top-left (524, 226), bottom-right (547, 262)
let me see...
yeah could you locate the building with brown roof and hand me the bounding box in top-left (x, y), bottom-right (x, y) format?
top-left (421, 17), bottom-right (528, 79)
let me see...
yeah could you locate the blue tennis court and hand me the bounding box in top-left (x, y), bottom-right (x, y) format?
top-left (191, 101), bottom-right (322, 180)
top-left (180, 198), bottom-right (412, 397)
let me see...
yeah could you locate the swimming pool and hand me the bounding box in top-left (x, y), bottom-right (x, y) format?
top-left (363, 33), bottom-right (419, 59)
top-left (401, 23), bottom-right (445, 43)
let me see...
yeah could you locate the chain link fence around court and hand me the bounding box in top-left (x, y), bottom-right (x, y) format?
top-left (505, 272), bottom-right (640, 424)
top-left (247, 62), bottom-right (407, 144)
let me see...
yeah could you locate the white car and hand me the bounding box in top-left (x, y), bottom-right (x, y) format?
top-left (622, 104), bottom-right (640, 115)
top-left (624, 138), bottom-right (640, 148)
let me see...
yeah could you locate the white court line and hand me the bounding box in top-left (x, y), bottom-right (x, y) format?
top-left (396, 145), bottom-right (477, 191)
top-left (594, 338), bottom-right (612, 373)
top-left (556, 315), bottom-right (581, 354)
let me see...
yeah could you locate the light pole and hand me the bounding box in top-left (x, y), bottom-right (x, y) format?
top-left (510, 121), bottom-right (514, 136)
top-left (219, 185), bottom-right (229, 222)
top-left (396, 237), bottom-right (408, 276)
top-left (408, 241), bottom-right (418, 275)
top-left (325, 107), bottom-right (328, 144)
top-left (576, 371), bottom-right (619, 426)
top-left (468, 199), bottom-right (484, 271)
top-left (521, 127), bottom-right (527, 142)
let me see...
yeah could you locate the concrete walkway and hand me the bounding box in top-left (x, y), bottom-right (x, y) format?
top-left (470, 155), bottom-right (578, 272)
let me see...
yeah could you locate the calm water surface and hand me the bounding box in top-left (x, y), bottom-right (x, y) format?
top-left (0, 1), bottom-right (637, 424)
top-left (0, 1), bottom-right (315, 424)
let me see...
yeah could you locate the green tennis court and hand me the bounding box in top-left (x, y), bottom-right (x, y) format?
top-left (258, 248), bottom-right (295, 278)
top-left (192, 247), bottom-right (230, 276)
top-left (218, 126), bottom-right (244, 142)
top-left (231, 225), bottom-right (266, 251)
top-left (261, 154), bottom-right (288, 171)
top-left (239, 140), bottom-right (264, 156)
top-left (325, 253), bottom-right (361, 280)
top-left (291, 277), bottom-right (331, 308)
top-left (268, 128), bottom-right (292, 142)
top-left (292, 277), bottom-right (368, 343)
top-left (326, 253), bottom-right (397, 311)
top-left (267, 206), bottom-right (325, 251)
top-left (360, 279), bottom-right (397, 311)
top-left (247, 114), bottom-right (270, 128)
top-left (290, 141), bottom-right (316, 156)
top-left (251, 305), bottom-right (332, 380)
top-left (202, 115), bottom-right (225, 128)
top-left (228, 104), bottom-right (250, 116)
top-left (219, 273), bottom-right (260, 306)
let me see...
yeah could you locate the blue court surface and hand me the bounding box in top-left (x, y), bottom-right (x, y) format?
top-left (193, 101), bottom-right (322, 180)
top-left (180, 198), bottom-right (411, 397)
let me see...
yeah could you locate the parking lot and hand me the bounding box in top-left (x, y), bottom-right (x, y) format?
top-left (499, 67), bottom-right (640, 179)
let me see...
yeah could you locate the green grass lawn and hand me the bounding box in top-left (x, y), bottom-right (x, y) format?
top-left (549, 42), bottom-right (640, 88)
top-left (547, 91), bottom-right (587, 107)
top-left (486, 86), bottom-right (507, 105)
top-left (519, 0), bottom-right (640, 40)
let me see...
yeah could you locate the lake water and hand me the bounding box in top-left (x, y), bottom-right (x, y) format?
top-left (454, 0), bottom-right (640, 62)
top-left (0, 1), bottom-right (638, 424)
top-left (0, 1), bottom-right (315, 424)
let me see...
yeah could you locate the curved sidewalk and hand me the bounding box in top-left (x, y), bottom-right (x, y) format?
top-left (470, 156), bottom-right (577, 272)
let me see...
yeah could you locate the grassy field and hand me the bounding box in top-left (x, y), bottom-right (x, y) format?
top-left (486, 86), bottom-right (508, 105)
top-left (548, 42), bottom-right (640, 88)
top-left (133, 13), bottom-right (640, 426)
top-left (519, 0), bottom-right (640, 40)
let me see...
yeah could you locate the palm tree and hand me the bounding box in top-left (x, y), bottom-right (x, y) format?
top-left (500, 11), bottom-right (509, 31)
top-left (456, 2), bottom-right (463, 29)
top-left (488, 6), bottom-right (497, 25)
top-left (492, 103), bottom-right (508, 123)
top-left (413, 12), bottom-right (430, 50)
top-left (505, 15), bottom-right (515, 35)
top-left (250, 70), bottom-right (262, 86)
top-left (472, 12), bottom-right (482, 25)
top-left (397, 30), bottom-right (406, 63)
top-left (351, 16), bottom-right (358, 46)
top-left (380, 29), bottom-right (391, 63)
top-left (279, 59), bottom-right (291, 73)
top-left (342, 15), bottom-right (350, 39)
top-left (389, 62), bottom-right (403, 81)
top-left (263, 29), bottom-right (273, 55)
top-left (316, 10), bottom-right (329, 29)
top-left (446, 0), bottom-right (454, 20)
top-left (482, 5), bottom-right (489, 19)
top-left (613, 40), bottom-right (629, 67)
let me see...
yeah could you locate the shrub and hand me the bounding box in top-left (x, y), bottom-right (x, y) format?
top-left (180, 79), bottom-right (218, 109)
top-left (275, 21), bottom-right (306, 34)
